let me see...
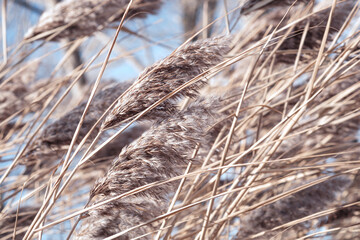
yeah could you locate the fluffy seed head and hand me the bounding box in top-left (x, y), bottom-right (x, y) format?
top-left (25, 0), bottom-right (162, 41)
top-left (77, 99), bottom-right (225, 239)
top-left (102, 37), bottom-right (231, 129)
top-left (240, 0), bottom-right (310, 15)
top-left (20, 82), bottom-right (131, 172)
top-left (237, 177), bottom-right (351, 239)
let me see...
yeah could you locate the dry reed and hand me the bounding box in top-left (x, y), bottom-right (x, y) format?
top-left (2, 0), bottom-right (360, 239)
top-left (77, 100), bottom-right (225, 239)
top-left (25, 0), bottom-right (162, 41)
top-left (102, 37), bottom-right (230, 129)
top-left (237, 177), bottom-right (351, 239)
top-left (0, 61), bottom-right (39, 122)
top-left (0, 207), bottom-right (39, 240)
top-left (252, 1), bottom-right (356, 63)
top-left (20, 81), bottom-right (131, 172)
top-left (241, 0), bottom-right (310, 15)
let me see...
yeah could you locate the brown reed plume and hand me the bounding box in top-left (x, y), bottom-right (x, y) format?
top-left (0, 207), bottom-right (39, 240)
top-left (76, 99), bottom-right (226, 239)
top-left (83, 124), bottom-right (148, 172)
top-left (25, 0), bottom-right (162, 41)
top-left (236, 177), bottom-right (351, 239)
top-left (3, 0), bottom-right (360, 239)
top-left (240, 0), bottom-right (310, 15)
top-left (21, 81), bottom-right (131, 172)
top-left (0, 61), bottom-right (39, 122)
top-left (102, 37), bottom-right (230, 129)
top-left (283, 1), bottom-right (354, 48)
top-left (258, 1), bottom-right (355, 63)
top-left (321, 173), bottom-right (360, 239)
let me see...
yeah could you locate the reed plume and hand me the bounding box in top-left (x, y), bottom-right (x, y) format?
top-left (42, 82), bottom-right (131, 146)
top-left (25, 0), bottom-right (162, 41)
top-left (3, 0), bottom-right (360, 239)
top-left (181, 0), bottom-right (218, 40)
top-left (0, 207), bottom-right (39, 240)
top-left (322, 174), bottom-right (360, 239)
top-left (21, 82), bottom-right (131, 172)
top-left (240, 0), bottom-right (310, 15)
top-left (77, 99), bottom-right (225, 239)
top-left (0, 91), bottom-right (25, 123)
top-left (83, 124), bottom-right (148, 172)
top-left (102, 37), bottom-right (230, 129)
top-left (0, 62), bottom-right (39, 122)
top-left (247, 1), bottom-right (355, 63)
top-left (236, 177), bottom-right (351, 239)
top-left (279, 1), bottom-right (354, 50)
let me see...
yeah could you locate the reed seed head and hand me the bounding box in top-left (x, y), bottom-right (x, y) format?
top-left (102, 37), bottom-right (231, 129)
top-left (25, 0), bottom-right (162, 41)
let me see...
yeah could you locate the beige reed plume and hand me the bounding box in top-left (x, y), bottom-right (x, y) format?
top-left (240, 0), bottom-right (310, 15)
top-left (102, 37), bottom-right (231, 129)
top-left (0, 207), bottom-right (39, 240)
top-left (0, 61), bottom-right (39, 122)
top-left (82, 124), bottom-right (148, 172)
top-left (21, 82), bottom-right (131, 172)
top-left (77, 99), bottom-right (225, 239)
top-left (236, 177), bottom-right (351, 239)
top-left (256, 1), bottom-right (355, 63)
top-left (25, 0), bottom-right (162, 41)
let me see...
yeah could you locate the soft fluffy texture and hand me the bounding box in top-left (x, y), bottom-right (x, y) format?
top-left (25, 0), bottom-right (162, 41)
top-left (240, 0), bottom-right (310, 15)
top-left (255, 1), bottom-right (355, 63)
top-left (236, 177), bottom-right (351, 239)
top-left (77, 100), bottom-right (225, 239)
top-left (0, 207), bottom-right (39, 240)
top-left (21, 82), bottom-right (131, 172)
top-left (102, 37), bottom-right (231, 129)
